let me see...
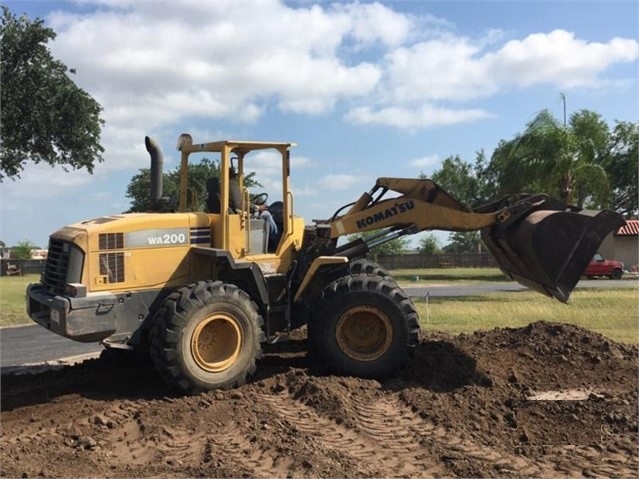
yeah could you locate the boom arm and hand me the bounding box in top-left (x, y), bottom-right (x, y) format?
top-left (314, 177), bottom-right (624, 303)
top-left (327, 178), bottom-right (501, 238)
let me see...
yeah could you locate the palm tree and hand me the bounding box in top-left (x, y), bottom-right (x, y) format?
top-left (490, 109), bottom-right (611, 208)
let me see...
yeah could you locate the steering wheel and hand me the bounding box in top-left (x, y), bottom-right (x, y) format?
top-left (251, 192), bottom-right (269, 206)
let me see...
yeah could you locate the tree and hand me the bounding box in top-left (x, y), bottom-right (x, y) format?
top-left (0, 6), bottom-right (104, 180)
top-left (443, 231), bottom-right (483, 254)
top-left (418, 233), bottom-right (441, 255)
top-left (126, 158), bottom-right (220, 213)
top-left (423, 151), bottom-right (493, 207)
top-left (603, 121), bottom-right (638, 216)
top-left (427, 152), bottom-right (493, 255)
top-left (11, 240), bottom-right (36, 260)
top-left (125, 158), bottom-right (261, 213)
top-left (488, 109), bottom-right (611, 208)
top-left (428, 155), bottom-right (477, 206)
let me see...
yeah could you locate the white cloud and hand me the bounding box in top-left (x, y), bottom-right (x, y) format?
top-left (408, 155), bottom-right (440, 169)
top-left (383, 35), bottom-right (496, 103)
top-left (487, 30), bottom-right (639, 88)
top-left (336, 2), bottom-right (413, 48)
top-left (318, 174), bottom-right (362, 191)
top-left (1, 164), bottom-right (94, 201)
top-left (42, 3), bottom-right (638, 150)
top-left (380, 29), bottom-right (639, 105)
top-left (48, 1), bottom-right (387, 124)
top-left (346, 105), bottom-right (492, 129)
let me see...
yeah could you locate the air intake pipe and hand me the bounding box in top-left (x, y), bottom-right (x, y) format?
top-left (145, 136), bottom-right (163, 212)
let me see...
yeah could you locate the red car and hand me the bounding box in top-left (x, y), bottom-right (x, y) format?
top-left (583, 253), bottom-right (624, 279)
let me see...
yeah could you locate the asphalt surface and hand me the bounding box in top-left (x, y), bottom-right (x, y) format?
top-left (1, 279), bottom-right (636, 371)
top-left (0, 324), bottom-right (102, 370)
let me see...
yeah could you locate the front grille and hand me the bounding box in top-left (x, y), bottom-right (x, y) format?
top-left (42, 239), bottom-right (69, 293)
top-left (99, 252), bottom-right (125, 283)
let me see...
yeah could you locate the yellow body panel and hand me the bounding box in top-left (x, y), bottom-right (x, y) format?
top-left (54, 205), bottom-right (306, 293)
top-left (60, 213), bottom-right (212, 292)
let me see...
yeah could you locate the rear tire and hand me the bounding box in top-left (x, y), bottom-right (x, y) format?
top-left (149, 281), bottom-right (264, 393)
top-left (312, 274), bottom-right (420, 378)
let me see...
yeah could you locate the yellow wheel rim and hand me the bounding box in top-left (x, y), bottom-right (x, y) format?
top-left (191, 314), bottom-right (242, 373)
top-left (335, 305), bottom-right (393, 362)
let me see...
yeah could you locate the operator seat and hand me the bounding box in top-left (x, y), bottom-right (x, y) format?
top-left (228, 167), bottom-right (242, 212)
top-left (268, 201), bottom-right (284, 235)
top-left (206, 177), bottom-right (221, 213)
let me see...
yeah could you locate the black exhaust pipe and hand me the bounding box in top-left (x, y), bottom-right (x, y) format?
top-left (145, 136), bottom-right (163, 212)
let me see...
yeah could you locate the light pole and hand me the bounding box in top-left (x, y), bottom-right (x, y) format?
top-left (560, 92), bottom-right (567, 126)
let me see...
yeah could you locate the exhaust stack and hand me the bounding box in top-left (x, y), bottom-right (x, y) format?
top-left (145, 136), bottom-right (163, 212)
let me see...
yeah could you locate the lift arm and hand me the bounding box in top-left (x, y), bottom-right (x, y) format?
top-left (315, 177), bottom-right (625, 303)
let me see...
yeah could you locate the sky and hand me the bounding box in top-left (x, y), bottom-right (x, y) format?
top-left (1, 0), bottom-right (638, 249)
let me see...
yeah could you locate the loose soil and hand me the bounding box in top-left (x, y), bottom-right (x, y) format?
top-left (1, 321), bottom-right (637, 478)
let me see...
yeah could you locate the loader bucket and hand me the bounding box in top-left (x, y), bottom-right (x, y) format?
top-left (482, 209), bottom-right (625, 303)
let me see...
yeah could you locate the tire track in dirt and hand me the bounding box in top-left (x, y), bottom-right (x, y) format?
top-left (0, 398), bottom-right (146, 450)
top-left (104, 410), bottom-right (156, 466)
top-left (525, 442), bottom-right (639, 478)
top-left (348, 393), bottom-right (530, 477)
top-left (204, 423), bottom-right (294, 479)
top-left (261, 391), bottom-right (408, 477)
top-left (1, 397), bottom-right (206, 469)
top-left (349, 394), bottom-right (551, 477)
top-left (98, 400), bottom-right (206, 468)
top-left (347, 393), bottom-right (447, 477)
top-left (262, 390), bottom-right (566, 478)
top-left (360, 394), bottom-right (639, 478)
top-left (155, 425), bottom-right (207, 467)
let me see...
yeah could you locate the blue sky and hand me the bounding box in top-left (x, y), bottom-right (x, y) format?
top-left (1, 0), bottom-right (638, 249)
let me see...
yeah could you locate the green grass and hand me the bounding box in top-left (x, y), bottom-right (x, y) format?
top-left (414, 288), bottom-right (639, 344)
top-left (0, 274), bottom-right (39, 327)
top-left (393, 267), bottom-right (511, 284)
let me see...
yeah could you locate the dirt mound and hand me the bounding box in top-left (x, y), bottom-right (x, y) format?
top-left (1, 321), bottom-right (637, 478)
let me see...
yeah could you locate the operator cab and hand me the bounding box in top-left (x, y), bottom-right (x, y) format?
top-left (176, 135), bottom-right (297, 261)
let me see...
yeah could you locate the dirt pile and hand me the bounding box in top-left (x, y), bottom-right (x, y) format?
top-left (1, 321), bottom-right (637, 478)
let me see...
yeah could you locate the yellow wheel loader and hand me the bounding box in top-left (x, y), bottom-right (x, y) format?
top-left (27, 135), bottom-right (625, 393)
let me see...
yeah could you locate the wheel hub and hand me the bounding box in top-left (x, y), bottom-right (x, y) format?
top-left (191, 314), bottom-right (242, 373)
top-left (335, 305), bottom-right (393, 361)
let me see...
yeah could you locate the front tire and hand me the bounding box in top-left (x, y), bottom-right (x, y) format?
top-left (610, 268), bottom-right (623, 280)
top-left (348, 258), bottom-right (390, 278)
top-left (294, 258), bottom-right (390, 332)
top-left (312, 274), bottom-right (420, 378)
top-left (149, 281), bottom-right (264, 393)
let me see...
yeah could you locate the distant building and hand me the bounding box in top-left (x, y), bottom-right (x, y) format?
top-left (30, 249), bottom-right (48, 260)
top-left (598, 219), bottom-right (639, 271)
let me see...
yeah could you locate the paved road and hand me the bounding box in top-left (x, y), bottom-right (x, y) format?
top-left (2, 279), bottom-right (636, 370)
top-left (403, 278), bottom-right (637, 298)
top-left (0, 325), bottom-right (102, 369)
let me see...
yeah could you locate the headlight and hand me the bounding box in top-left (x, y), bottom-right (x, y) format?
top-left (66, 244), bottom-right (85, 284)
